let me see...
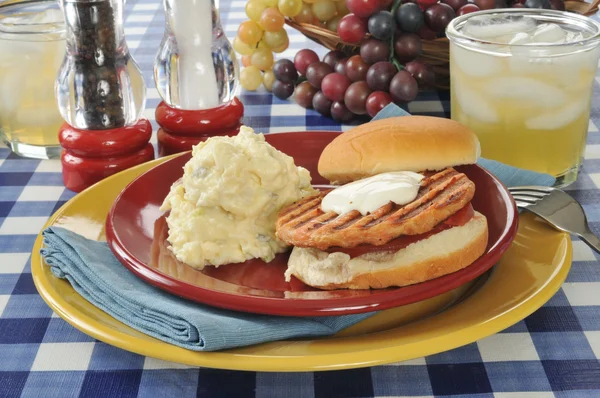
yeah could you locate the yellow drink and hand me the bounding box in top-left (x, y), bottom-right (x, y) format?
top-left (0, 1), bottom-right (66, 159)
top-left (447, 10), bottom-right (600, 186)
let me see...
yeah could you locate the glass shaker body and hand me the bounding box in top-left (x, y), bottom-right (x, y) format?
top-left (154, 0), bottom-right (239, 110)
top-left (55, 0), bottom-right (146, 130)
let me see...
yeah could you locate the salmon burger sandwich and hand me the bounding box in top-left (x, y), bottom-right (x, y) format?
top-left (275, 116), bottom-right (489, 290)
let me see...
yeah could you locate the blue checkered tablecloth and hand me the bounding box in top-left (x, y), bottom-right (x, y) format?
top-left (1, 0), bottom-right (600, 396)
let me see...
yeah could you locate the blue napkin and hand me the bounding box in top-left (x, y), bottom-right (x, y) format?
top-left (40, 104), bottom-right (556, 352)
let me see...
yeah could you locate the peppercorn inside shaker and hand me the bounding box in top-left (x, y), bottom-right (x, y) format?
top-left (55, 0), bottom-right (146, 130)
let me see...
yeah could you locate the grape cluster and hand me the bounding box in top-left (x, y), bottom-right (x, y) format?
top-left (236, 0), bottom-right (567, 119)
top-left (271, 49), bottom-right (423, 122)
top-left (338, 0), bottom-right (567, 45)
top-left (236, 0), bottom-right (351, 91)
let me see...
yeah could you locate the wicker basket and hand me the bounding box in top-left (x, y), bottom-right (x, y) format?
top-left (285, 0), bottom-right (600, 89)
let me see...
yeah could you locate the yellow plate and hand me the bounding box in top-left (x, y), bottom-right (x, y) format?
top-left (31, 155), bottom-right (572, 372)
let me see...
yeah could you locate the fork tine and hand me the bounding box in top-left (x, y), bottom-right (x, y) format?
top-left (509, 191), bottom-right (548, 199)
top-left (511, 195), bottom-right (539, 205)
top-left (509, 186), bottom-right (553, 194)
top-left (514, 200), bottom-right (531, 208)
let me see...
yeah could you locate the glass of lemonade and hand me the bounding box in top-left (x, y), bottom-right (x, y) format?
top-left (0, 0), bottom-right (66, 159)
top-left (447, 9), bottom-right (600, 187)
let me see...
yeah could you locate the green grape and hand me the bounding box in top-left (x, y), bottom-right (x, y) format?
top-left (278, 0), bottom-right (303, 17)
top-left (238, 20), bottom-right (264, 46)
top-left (233, 36), bottom-right (255, 56)
top-left (263, 70), bottom-right (276, 92)
top-left (260, 7), bottom-right (285, 32)
top-left (264, 0), bottom-right (278, 6)
top-left (295, 3), bottom-right (314, 23)
top-left (312, 0), bottom-right (337, 22)
top-left (240, 66), bottom-right (263, 90)
top-left (246, 0), bottom-right (268, 22)
top-left (327, 16), bottom-right (341, 31)
top-left (336, 0), bottom-right (350, 15)
top-left (263, 29), bottom-right (288, 49)
top-left (251, 47), bottom-right (275, 70)
top-left (272, 35), bottom-right (289, 53)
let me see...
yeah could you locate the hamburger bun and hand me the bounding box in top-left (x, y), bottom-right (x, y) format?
top-left (318, 116), bottom-right (481, 184)
top-left (284, 211), bottom-right (488, 290)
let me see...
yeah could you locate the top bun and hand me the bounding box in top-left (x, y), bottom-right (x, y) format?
top-left (318, 116), bottom-right (481, 184)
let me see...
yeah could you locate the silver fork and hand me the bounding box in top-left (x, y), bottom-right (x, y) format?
top-left (509, 186), bottom-right (600, 254)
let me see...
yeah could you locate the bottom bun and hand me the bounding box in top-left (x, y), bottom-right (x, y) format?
top-left (284, 212), bottom-right (489, 290)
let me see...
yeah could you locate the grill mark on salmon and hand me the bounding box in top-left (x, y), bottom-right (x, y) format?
top-left (275, 168), bottom-right (475, 250)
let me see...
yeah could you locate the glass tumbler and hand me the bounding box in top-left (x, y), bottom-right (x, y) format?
top-left (447, 9), bottom-right (600, 187)
top-left (0, 0), bottom-right (66, 159)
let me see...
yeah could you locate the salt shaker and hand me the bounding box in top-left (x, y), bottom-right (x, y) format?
top-left (55, 0), bottom-right (154, 192)
top-left (153, 0), bottom-right (244, 156)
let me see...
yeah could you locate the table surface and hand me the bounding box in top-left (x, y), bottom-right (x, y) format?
top-left (2, 0), bottom-right (600, 397)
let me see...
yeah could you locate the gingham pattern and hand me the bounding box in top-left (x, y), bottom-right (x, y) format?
top-left (1, 0), bottom-right (599, 396)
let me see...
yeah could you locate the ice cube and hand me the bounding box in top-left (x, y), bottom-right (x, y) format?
top-left (509, 32), bottom-right (532, 45)
top-left (526, 97), bottom-right (590, 130)
top-left (485, 77), bottom-right (568, 108)
top-left (531, 23), bottom-right (566, 44)
top-left (454, 85), bottom-right (499, 124)
top-left (451, 43), bottom-right (505, 78)
top-left (564, 31), bottom-right (585, 44)
top-left (30, 9), bottom-right (64, 24)
top-left (0, 9), bottom-right (64, 33)
top-left (463, 15), bottom-right (537, 41)
top-left (509, 46), bottom-right (600, 90)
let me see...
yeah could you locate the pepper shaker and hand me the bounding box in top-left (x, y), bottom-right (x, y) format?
top-left (55, 0), bottom-right (154, 192)
top-left (153, 0), bottom-right (244, 156)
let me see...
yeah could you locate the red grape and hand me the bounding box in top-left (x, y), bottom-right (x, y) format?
top-left (312, 91), bottom-right (333, 116)
top-left (404, 60), bottom-right (435, 87)
top-left (322, 73), bottom-right (352, 102)
top-left (346, 55), bottom-right (370, 82)
top-left (347, 0), bottom-right (380, 18)
top-left (366, 91), bottom-right (392, 118)
top-left (294, 81), bottom-right (319, 108)
top-left (417, 0), bottom-right (439, 9)
top-left (344, 81), bottom-right (372, 115)
top-left (394, 33), bottom-right (422, 63)
top-left (360, 38), bottom-right (390, 64)
top-left (366, 61), bottom-right (397, 91)
top-left (424, 3), bottom-right (456, 33)
top-left (456, 4), bottom-right (481, 15)
top-left (389, 70), bottom-right (418, 103)
top-left (323, 50), bottom-right (346, 68)
top-left (338, 14), bottom-right (368, 44)
top-left (330, 101), bottom-right (355, 123)
top-left (417, 24), bottom-right (437, 40)
top-left (442, 0), bottom-right (468, 10)
top-left (294, 49), bottom-right (320, 75)
top-left (272, 80), bottom-right (295, 100)
top-left (474, 0), bottom-right (497, 9)
top-left (306, 62), bottom-right (334, 89)
top-left (272, 59), bottom-right (298, 84)
top-left (379, 0), bottom-right (394, 9)
top-left (512, 3), bottom-right (525, 7)
top-left (334, 58), bottom-right (348, 74)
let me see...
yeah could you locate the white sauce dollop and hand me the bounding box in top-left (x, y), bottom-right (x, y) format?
top-left (321, 171), bottom-right (424, 216)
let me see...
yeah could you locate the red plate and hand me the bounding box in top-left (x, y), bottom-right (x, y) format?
top-left (106, 132), bottom-right (518, 316)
